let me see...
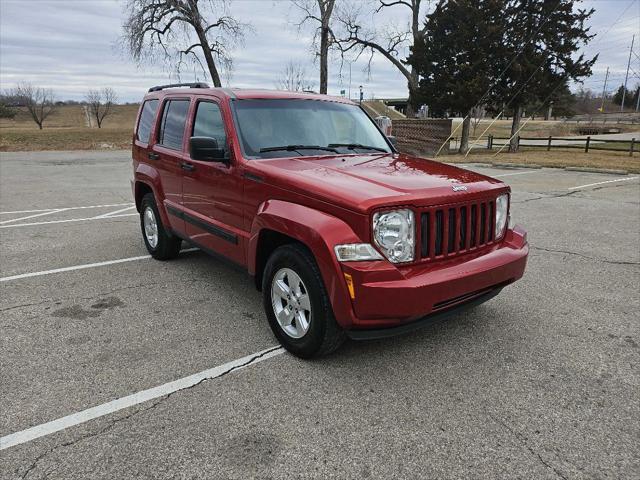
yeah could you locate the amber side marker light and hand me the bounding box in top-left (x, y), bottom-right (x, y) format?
top-left (343, 273), bottom-right (356, 299)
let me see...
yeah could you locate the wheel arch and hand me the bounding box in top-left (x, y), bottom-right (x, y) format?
top-left (249, 200), bottom-right (361, 329)
top-left (134, 164), bottom-right (171, 228)
top-left (253, 229), bottom-right (303, 291)
top-left (134, 181), bottom-right (153, 212)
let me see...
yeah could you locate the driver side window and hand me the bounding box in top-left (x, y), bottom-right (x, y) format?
top-left (193, 102), bottom-right (227, 153)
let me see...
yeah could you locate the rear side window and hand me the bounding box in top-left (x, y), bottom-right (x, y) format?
top-left (158, 100), bottom-right (190, 150)
top-left (193, 102), bottom-right (227, 149)
top-left (136, 99), bottom-right (158, 143)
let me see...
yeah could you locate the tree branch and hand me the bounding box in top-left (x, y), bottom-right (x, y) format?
top-left (376, 0), bottom-right (412, 13)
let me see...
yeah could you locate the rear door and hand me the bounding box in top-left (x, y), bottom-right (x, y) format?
top-left (150, 97), bottom-right (192, 235)
top-left (182, 99), bottom-right (245, 265)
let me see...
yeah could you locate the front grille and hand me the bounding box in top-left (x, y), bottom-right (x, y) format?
top-left (419, 199), bottom-right (495, 261)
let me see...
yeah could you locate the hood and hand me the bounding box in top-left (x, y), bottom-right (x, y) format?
top-left (252, 153), bottom-right (506, 213)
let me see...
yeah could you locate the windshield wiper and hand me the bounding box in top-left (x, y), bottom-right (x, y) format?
top-left (259, 145), bottom-right (339, 153)
top-left (328, 143), bottom-right (388, 152)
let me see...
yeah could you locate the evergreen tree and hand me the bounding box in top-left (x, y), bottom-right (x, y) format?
top-left (408, 0), bottom-right (507, 152)
top-left (0, 102), bottom-right (17, 119)
top-left (497, 0), bottom-right (596, 151)
top-left (612, 84), bottom-right (634, 106)
top-left (633, 85), bottom-right (640, 110)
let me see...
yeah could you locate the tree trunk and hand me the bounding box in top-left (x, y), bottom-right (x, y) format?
top-left (194, 23), bottom-right (222, 87)
top-left (459, 113), bottom-right (471, 153)
top-left (509, 104), bottom-right (521, 152)
top-left (407, 0), bottom-right (422, 118)
top-left (406, 74), bottom-right (420, 117)
top-left (319, 24), bottom-right (329, 94)
top-left (37, 123), bottom-right (43, 130)
top-left (406, 95), bottom-right (416, 117)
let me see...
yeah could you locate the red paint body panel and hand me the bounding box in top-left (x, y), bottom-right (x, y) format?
top-left (341, 227), bottom-right (528, 328)
top-left (132, 88), bottom-right (529, 333)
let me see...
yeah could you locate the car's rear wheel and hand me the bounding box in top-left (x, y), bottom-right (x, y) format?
top-left (140, 193), bottom-right (181, 260)
top-left (262, 244), bottom-right (346, 358)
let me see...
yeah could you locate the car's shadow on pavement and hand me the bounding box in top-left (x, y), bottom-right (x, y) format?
top-left (173, 246), bottom-right (513, 367)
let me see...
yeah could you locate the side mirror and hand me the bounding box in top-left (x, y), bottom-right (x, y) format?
top-left (190, 136), bottom-right (227, 163)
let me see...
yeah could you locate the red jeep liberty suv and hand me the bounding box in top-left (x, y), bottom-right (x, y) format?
top-left (132, 83), bottom-right (528, 358)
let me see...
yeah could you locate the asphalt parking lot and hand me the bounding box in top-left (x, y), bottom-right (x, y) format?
top-left (1, 150), bottom-right (639, 479)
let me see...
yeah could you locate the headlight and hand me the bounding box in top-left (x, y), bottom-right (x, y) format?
top-left (372, 209), bottom-right (415, 263)
top-left (334, 243), bottom-right (383, 262)
top-left (495, 194), bottom-right (509, 239)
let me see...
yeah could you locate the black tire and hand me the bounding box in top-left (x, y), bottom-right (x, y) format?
top-left (262, 243), bottom-right (346, 358)
top-left (140, 193), bottom-right (181, 260)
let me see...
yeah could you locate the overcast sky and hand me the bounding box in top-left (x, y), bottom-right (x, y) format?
top-left (1, 0), bottom-right (638, 102)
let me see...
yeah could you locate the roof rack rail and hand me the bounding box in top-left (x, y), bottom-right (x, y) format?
top-left (148, 82), bottom-right (209, 92)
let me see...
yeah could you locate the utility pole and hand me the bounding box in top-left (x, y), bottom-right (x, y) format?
top-left (636, 86), bottom-right (640, 112)
top-left (621, 35), bottom-right (635, 112)
top-left (599, 67), bottom-right (609, 113)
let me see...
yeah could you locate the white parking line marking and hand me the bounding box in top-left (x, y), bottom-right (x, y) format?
top-left (0, 213), bottom-right (139, 229)
top-left (494, 171), bottom-right (541, 178)
top-left (105, 213), bottom-right (139, 218)
top-left (0, 203), bottom-right (134, 215)
top-left (0, 248), bottom-right (198, 282)
top-left (93, 205), bottom-right (137, 219)
top-left (568, 176), bottom-right (639, 190)
top-left (0, 208), bottom-right (69, 225)
top-left (0, 346), bottom-right (284, 450)
top-left (0, 255), bottom-right (151, 282)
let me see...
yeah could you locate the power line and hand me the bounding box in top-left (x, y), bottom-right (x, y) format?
top-left (435, 0), bottom-right (565, 155)
top-left (438, 0), bottom-right (639, 156)
top-left (491, 0), bottom-right (640, 155)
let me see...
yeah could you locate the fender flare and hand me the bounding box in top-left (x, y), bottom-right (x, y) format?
top-left (134, 164), bottom-right (171, 228)
top-left (248, 199), bottom-right (361, 328)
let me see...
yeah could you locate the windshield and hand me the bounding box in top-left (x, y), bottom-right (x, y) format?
top-left (232, 99), bottom-right (392, 159)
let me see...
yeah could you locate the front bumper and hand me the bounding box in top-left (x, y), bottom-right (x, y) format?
top-left (340, 225), bottom-right (528, 335)
top-left (346, 287), bottom-right (503, 340)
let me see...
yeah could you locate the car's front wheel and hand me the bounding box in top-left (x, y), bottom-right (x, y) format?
top-left (262, 244), bottom-right (346, 358)
top-left (140, 193), bottom-right (181, 260)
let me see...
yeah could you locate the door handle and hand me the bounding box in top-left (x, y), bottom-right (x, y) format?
top-left (180, 162), bottom-right (195, 172)
top-left (148, 152), bottom-right (159, 160)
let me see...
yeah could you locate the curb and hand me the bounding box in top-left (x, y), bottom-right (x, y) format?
top-left (464, 163), bottom-right (494, 168)
top-left (564, 167), bottom-right (628, 175)
top-left (493, 162), bottom-right (543, 169)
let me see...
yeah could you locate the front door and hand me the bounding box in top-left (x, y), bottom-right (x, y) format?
top-left (182, 100), bottom-right (245, 265)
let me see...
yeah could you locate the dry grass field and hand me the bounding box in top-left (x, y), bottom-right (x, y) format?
top-left (0, 104), bottom-right (138, 151)
top-left (1, 105), bottom-right (638, 173)
top-left (445, 148), bottom-right (640, 173)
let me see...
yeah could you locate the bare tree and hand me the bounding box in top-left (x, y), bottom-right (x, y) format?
top-left (12, 83), bottom-right (56, 130)
top-left (335, 0), bottom-right (430, 116)
top-left (122, 0), bottom-right (248, 87)
top-left (276, 61), bottom-right (315, 92)
top-left (471, 106), bottom-right (485, 138)
top-left (291, 0), bottom-right (336, 94)
top-left (85, 88), bottom-right (118, 128)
